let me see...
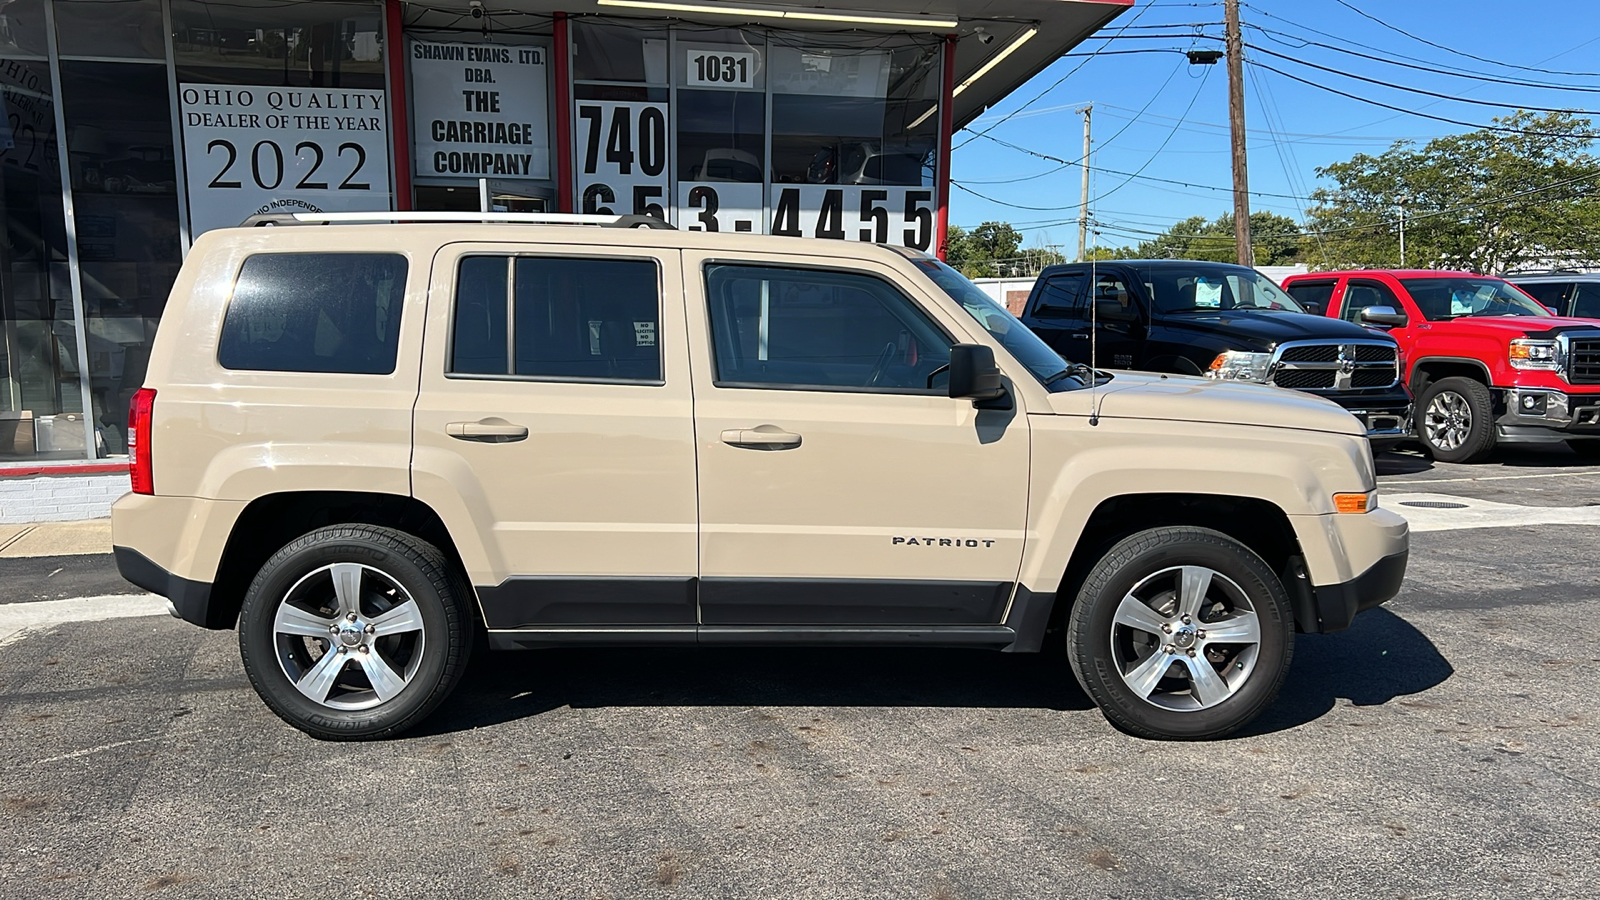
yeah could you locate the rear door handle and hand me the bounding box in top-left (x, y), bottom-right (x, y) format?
top-left (720, 426), bottom-right (802, 449)
top-left (447, 419), bottom-right (529, 442)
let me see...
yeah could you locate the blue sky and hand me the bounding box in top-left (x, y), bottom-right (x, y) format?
top-left (947, 0), bottom-right (1600, 254)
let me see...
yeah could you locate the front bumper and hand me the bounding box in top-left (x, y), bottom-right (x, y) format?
top-left (1306, 549), bottom-right (1408, 633)
top-left (1321, 386), bottom-right (1414, 443)
top-left (1496, 387), bottom-right (1600, 442)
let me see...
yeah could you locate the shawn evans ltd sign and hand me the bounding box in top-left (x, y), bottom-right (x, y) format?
top-left (179, 85), bottom-right (391, 235)
top-left (409, 41), bottom-right (550, 181)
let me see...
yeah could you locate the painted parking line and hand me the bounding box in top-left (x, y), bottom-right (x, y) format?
top-left (1384, 469), bottom-right (1600, 485)
top-left (0, 594), bottom-right (168, 646)
top-left (1383, 492), bottom-right (1600, 533)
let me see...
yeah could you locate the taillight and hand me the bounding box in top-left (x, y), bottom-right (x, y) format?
top-left (128, 387), bottom-right (156, 495)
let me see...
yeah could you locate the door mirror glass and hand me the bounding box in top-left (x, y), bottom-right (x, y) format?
top-left (1359, 305), bottom-right (1408, 328)
top-left (948, 344), bottom-right (1006, 403)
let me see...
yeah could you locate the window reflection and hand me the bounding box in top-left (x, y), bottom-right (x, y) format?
top-left (59, 61), bottom-right (181, 456)
top-left (0, 53), bottom-right (81, 460)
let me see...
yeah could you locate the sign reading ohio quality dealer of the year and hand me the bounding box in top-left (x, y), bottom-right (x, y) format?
top-left (179, 84), bottom-right (390, 235)
top-left (410, 41), bottom-right (549, 181)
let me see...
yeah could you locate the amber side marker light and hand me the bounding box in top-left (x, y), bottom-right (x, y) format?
top-left (1334, 492), bottom-right (1373, 514)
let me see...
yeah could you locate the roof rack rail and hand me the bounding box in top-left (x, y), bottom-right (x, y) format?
top-left (239, 211), bottom-right (675, 229)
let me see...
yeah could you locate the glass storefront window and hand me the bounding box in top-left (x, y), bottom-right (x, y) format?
top-left (0, 0), bottom-right (48, 59)
top-left (54, 0), bottom-right (165, 60)
top-left (573, 21), bottom-right (666, 84)
top-left (172, 0), bottom-right (384, 88)
top-left (0, 51), bottom-right (81, 460)
top-left (769, 40), bottom-right (938, 187)
top-left (58, 60), bottom-right (181, 456)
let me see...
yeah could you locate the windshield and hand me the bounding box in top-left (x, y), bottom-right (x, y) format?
top-left (1136, 262), bottom-right (1306, 314)
top-left (913, 259), bottom-right (1076, 386)
top-left (1399, 277), bottom-right (1551, 321)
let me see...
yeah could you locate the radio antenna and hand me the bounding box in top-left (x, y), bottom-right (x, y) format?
top-left (1088, 220), bottom-right (1100, 426)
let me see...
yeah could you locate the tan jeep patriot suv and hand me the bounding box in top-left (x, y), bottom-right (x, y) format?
top-left (112, 212), bottom-right (1409, 742)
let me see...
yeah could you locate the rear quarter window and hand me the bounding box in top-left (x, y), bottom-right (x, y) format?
top-left (218, 253), bottom-right (408, 374)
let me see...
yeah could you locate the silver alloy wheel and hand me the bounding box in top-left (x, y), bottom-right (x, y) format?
top-left (1109, 565), bottom-right (1262, 711)
top-left (1424, 389), bottom-right (1472, 452)
top-left (272, 562), bottom-right (427, 711)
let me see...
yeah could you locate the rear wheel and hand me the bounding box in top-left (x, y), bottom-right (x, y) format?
top-left (238, 525), bottom-right (474, 740)
top-left (1067, 527), bottom-right (1294, 740)
top-left (1419, 377), bottom-right (1496, 463)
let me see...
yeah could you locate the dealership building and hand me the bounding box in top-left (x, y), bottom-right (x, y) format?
top-left (0, 0), bottom-right (1125, 509)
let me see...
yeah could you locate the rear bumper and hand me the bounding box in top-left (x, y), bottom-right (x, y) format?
top-left (114, 545), bottom-right (217, 629)
top-left (1306, 549), bottom-right (1408, 633)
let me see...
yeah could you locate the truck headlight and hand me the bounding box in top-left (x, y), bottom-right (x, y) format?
top-left (1509, 339), bottom-right (1560, 370)
top-left (1206, 351), bottom-right (1273, 382)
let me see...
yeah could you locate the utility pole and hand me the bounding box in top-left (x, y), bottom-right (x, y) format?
top-left (1077, 103), bottom-right (1092, 262)
top-left (1398, 195), bottom-right (1408, 267)
top-left (1224, 0), bottom-right (1251, 267)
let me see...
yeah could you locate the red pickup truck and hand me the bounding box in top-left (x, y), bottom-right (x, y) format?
top-left (1281, 269), bottom-right (1600, 463)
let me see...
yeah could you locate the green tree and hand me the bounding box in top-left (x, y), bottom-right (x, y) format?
top-left (945, 222), bottom-right (1067, 277)
top-left (1126, 212), bottom-right (1303, 265)
top-left (1306, 111), bottom-right (1600, 273)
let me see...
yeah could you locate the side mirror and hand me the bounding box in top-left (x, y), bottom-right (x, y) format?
top-left (1545, 305), bottom-right (1559, 315)
top-left (948, 344), bottom-right (1007, 404)
top-left (1301, 301), bottom-right (1322, 316)
top-left (1359, 305), bottom-right (1408, 328)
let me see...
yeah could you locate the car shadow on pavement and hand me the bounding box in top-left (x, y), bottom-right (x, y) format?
top-left (1238, 607), bottom-right (1454, 738)
top-left (416, 644), bottom-right (1097, 737)
top-left (1374, 450), bottom-right (1434, 476)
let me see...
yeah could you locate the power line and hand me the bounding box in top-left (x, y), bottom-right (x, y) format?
top-left (1245, 44), bottom-right (1594, 114)
top-left (1090, 64), bottom-right (1215, 204)
top-left (952, 0), bottom-right (1160, 150)
top-left (1246, 23), bottom-right (1600, 93)
top-left (1327, 0), bottom-right (1600, 79)
top-left (1245, 58), bottom-right (1600, 138)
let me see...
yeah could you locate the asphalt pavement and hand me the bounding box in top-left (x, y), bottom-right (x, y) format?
top-left (2, 450), bottom-right (1598, 899)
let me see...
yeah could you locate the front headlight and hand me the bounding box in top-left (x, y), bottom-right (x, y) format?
top-left (1509, 338), bottom-right (1561, 370)
top-left (1206, 350), bottom-right (1274, 382)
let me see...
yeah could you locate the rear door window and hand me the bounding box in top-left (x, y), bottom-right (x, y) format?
top-left (1516, 281), bottom-right (1572, 314)
top-left (218, 253), bottom-right (408, 374)
top-left (449, 255), bottom-right (662, 383)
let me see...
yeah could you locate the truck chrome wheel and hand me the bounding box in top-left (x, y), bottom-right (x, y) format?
top-left (1109, 565), bottom-right (1261, 711)
top-left (1423, 390), bottom-right (1471, 452)
top-left (272, 563), bottom-right (427, 711)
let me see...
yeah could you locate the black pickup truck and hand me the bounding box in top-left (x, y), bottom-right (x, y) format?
top-left (1019, 259), bottom-right (1413, 445)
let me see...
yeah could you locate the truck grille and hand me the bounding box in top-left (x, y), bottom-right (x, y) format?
top-left (1570, 338), bottom-right (1600, 384)
top-left (1267, 341), bottom-right (1398, 393)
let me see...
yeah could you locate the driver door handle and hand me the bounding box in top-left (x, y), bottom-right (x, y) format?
top-left (1070, 333), bottom-right (1090, 340)
top-left (721, 427), bottom-right (802, 449)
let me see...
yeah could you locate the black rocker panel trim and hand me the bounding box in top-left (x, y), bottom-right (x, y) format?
top-left (698, 578), bottom-right (1012, 626)
top-left (475, 576), bottom-right (698, 628)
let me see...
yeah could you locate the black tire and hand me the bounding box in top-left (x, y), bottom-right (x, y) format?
top-left (238, 525), bottom-right (475, 741)
top-left (1066, 527), bottom-right (1294, 741)
top-left (1418, 376), bottom-right (1496, 463)
top-left (1567, 440), bottom-right (1600, 459)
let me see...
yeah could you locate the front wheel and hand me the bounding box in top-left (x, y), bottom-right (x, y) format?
top-left (1419, 377), bottom-right (1496, 463)
top-left (238, 525), bottom-right (474, 740)
top-left (1067, 527), bottom-right (1294, 740)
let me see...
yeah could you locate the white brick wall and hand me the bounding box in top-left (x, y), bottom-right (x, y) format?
top-left (0, 473), bottom-right (132, 524)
